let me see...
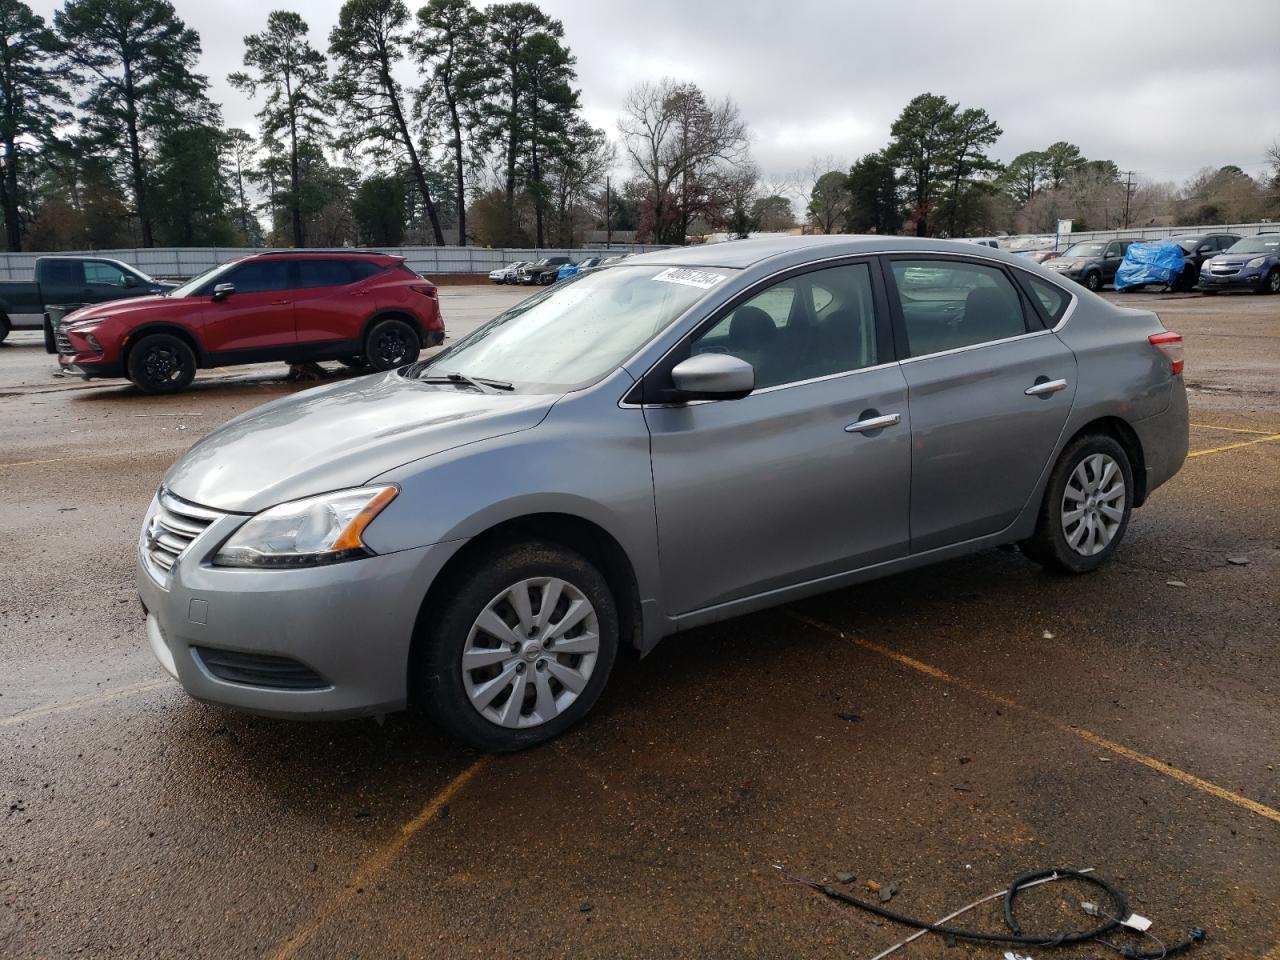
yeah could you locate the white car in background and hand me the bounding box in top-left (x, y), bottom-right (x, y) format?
top-left (488, 261), bottom-right (527, 284)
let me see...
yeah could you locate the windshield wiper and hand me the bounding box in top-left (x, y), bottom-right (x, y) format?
top-left (418, 370), bottom-right (514, 392)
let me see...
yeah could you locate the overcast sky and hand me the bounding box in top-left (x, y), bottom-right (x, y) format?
top-left (30, 0), bottom-right (1280, 189)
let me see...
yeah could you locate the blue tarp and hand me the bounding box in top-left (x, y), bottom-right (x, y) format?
top-left (1114, 241), bottom-right (1187, 290)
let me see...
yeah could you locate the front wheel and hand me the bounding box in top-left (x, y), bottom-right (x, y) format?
top-left (1020, 434), bottom-right (1134, 574)
top-left (416, 540), bottom-right (619, 751)
top-left (1263, 268), bottom-right (1280, 295)
top-left (127, 333), bottom-right (197, 394)
top-left (363, 318), bottom-right (421, 372)
top-left (0, 313), bottom-right (10, 343)
top-left (1084, 271), bottom-right (1102, 292)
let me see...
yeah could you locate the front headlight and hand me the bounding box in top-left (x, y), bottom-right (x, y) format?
top-left (213, 485), bottom-right (398, 568)
top-left (1246, 257), bottom-right (1266, 269)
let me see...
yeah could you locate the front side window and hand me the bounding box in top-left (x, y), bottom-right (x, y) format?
top-left (85, 261), bottom-right (129, 286)
top-left (690, 262), bottom-right (880, 390)
top-left (221, 260), bottom-right (291, 294)
top-left (415, 264), bottom-right (733, 391)
top-left (890, 259), bottom-right (1028, 358)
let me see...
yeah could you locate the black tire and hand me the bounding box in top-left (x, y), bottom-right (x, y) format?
top-left (1020, 433), bottom-right (1134, 575)
top-left (0, 313), bottom-right (10, 344)
top-left (1083, 271), bottom-right (1102, 292)
top-left (126, 333), bottom-right (197, 395)
top-left (1263, 268), bottom-right (1280, 295)
top-left (1201, 289), bottom-right (1219, 296)
top-left (416, 539), bottom-right (619, 752)
top-left (363, 318), bottom-right (421, 372)
top-left (337, 355), bottom-right (369, 369)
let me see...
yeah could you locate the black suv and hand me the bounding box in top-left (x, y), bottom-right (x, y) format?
top-left (518, 257), bottom-right (572, 285)
top-left (1043, 238), bottom-right (1143, 291)
top-left (1166, 233), bottom-right (1241, 291)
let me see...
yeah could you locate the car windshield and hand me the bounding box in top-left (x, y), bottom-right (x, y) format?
top-left (1170, 238), bottom-right (1202, 253)
top-left (1062, 242), bottom-right (1107, 258)
top-left (1225, 237), bottom-right (1280, 254)
top-left (166, 261), bottom-right (240, 298)
top-left (412, 264), bottom-right (735, 391)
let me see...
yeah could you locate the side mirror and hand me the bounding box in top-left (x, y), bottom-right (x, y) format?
top-left (212, 283), bottom-right (235, 302)
top-left (670, 353), bottom-right (755, 401)
top-left (123, 274), bottom-right (139, 288)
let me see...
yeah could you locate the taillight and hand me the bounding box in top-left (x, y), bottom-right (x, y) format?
top-left (410, 284), bottom-right (438, 300)
top-left (1148, 331), bottom-right (1183, 375)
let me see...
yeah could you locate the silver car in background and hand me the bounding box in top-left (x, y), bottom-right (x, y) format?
top-left (138, 237), bottom-right (1188, 751)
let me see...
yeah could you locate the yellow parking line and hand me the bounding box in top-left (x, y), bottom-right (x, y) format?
top-left (1190, 422), bottom-right (1276, 436)
top-left (788, 612), bottom-right (1280, 826)
top-left (1188, 433), bottom-right (1280, 459)
top-left (0, 678), bottom-right (174, 727)
top-left (0, 457), bottom-right (71, 469)
top-left (268, 757), bottom-right (491, 960)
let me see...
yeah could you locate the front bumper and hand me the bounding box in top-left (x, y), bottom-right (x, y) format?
top-left (1197, 270), bottom-right (1266, 291)
top-left (137, 496), bottom-right (463, 720)
top-left (58, 354), bottom-right (124, 379)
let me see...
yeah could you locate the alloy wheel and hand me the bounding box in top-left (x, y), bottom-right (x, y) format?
top-left (1269, 270), bottom-right (1280, 294)
top-left (143, 345), bottom-right (184, 385)
top-left (461, 577), bottom-right (600, 729)
top-left (373, 328), bottom-right (409, 366)
top-left (1060, 453), bottom-right (1126, 557)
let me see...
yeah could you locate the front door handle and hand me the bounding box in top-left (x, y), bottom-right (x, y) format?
top-left (1025, 378), bottom-right (1068, 397)
top-left (845, 413), bottom-right (901, 434)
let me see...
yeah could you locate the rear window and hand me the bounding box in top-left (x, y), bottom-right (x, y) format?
top-left (347, 260), bottom-right (385, 281)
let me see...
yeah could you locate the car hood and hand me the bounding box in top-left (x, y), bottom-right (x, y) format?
top-left (164, 372), bottom-right (559, 513)
top-left (1051, 257), bottom-right (1089, 268)
top-left (62, 294), bottom-right (178, 323)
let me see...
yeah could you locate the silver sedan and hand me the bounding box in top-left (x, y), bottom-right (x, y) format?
top-left (138, 237), bottom-right (1188, 751)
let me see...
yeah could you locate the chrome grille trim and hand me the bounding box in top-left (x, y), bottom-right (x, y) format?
top-left (55, 323), bottom-right (74, 354)
top-left (143, 489), bottom-right (226, 583)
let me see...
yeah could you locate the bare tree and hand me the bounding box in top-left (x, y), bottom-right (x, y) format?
top-left (618, 78), bottom-right (748, 244)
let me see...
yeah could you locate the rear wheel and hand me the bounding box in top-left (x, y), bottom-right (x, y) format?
top-left (1021, 434), bottom-right (1134, 574)
top-left (363, 318), bottom-right (420, 372)
top-left (416, 540), bottom-right (619, 752)
top-left (127, 333), bottom-right (197, 395)
top-left (0, 313), bottom-right (10, 343)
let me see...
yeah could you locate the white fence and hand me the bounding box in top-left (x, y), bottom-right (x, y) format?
top-left (0, 243), bottom-right (672, 281)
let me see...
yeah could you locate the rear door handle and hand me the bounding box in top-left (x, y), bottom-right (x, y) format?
top-left (1025, 378), bottom-right (1068, 396)
top-left (845, 413), bottom-right (901, 434)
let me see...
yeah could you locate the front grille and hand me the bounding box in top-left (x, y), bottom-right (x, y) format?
top-left (194, 647), bottom-right (329, 690)
top-left (143, 490), bottom-right (223, 579)
top-left (55, 323), bottom-right (74, 354)
top-left (1210, 267), bottom-right (1239, 276)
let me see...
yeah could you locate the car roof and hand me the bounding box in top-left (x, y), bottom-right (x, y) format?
top-left (620, 235), bottom-right (1041, 271)
top-left (251, 249), bottom-right (401, 261)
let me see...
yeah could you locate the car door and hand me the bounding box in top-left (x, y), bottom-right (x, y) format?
top-left (884, 255), bottom-right (1077, 554)
top-left (1101, 241), bottom-right (1124, 282)
top-left (201, 259), bottom-right (297, 356)
top-left (644, 259), bottom-right (911, 616)
top-left (293, 259), bottom-right (380, 347)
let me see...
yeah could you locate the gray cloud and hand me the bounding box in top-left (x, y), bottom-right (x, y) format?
top-left (31, 0), bottom-right (1280, 188)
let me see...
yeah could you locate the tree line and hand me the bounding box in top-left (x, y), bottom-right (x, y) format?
top-left (0, 0), bottom-right (612, 251)
top-left (1, 0), bottom-right (1276, 254)
top-left (803, 92), bottom-right (1280, 240)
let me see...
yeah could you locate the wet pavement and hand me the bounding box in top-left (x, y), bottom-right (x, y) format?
top-left (1, 286), bottom-right (1277, 959)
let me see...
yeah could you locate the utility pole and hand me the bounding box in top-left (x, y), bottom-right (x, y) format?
top-left (605, 177), bottom-right (612, 248)
top-left (1122, 170), bottom-right (1136, 228)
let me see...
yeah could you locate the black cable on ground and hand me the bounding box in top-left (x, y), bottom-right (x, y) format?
top-left (789, 867), bottom-right (1205, 958)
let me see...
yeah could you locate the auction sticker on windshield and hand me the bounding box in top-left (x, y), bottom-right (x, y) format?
top-left (651, 267), bottom-right (726, 289)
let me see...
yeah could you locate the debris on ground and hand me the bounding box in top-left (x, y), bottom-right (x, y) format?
top-left (835, 871), bottom-right (855, 884)
top-left (579, 901), bottom-right (593, 913)
top-left (836, 712), bottom-right (863, 723)
top-left (1166, 580), bottom-right (1187, 588)
top-left (879, 882), bottom-right (898, 903)
top-left (1041, 630), bottom-right (1055, 640)
top-left (1226, 557), bottom-right (1250, 566)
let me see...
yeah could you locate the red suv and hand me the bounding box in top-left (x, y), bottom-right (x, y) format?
top-left (56, 251), bottom-right (444, 394)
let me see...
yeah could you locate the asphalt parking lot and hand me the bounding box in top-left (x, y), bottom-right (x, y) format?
top-left (1, 286), bottom-right (1277, 959)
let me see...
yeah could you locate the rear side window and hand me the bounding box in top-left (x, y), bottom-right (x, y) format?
top-left (43, 259), bottom-right (83, 286)
top-left (297, 259), bottom-right (354, 288)
top-left (889, 260), bottom-right (1029, 357)
top-left (1022, 275), bottom-right (1071, 324)
top-left (347, 261), bottom-right (385, 282)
